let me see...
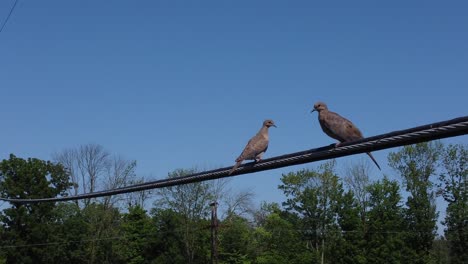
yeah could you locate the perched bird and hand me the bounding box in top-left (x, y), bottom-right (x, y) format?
top-left (311, 102), bottom-right (381, 171)
top-left (229, 119), bottom-right (277, 175)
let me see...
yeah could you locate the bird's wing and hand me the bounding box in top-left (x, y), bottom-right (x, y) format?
top-left (236, 134), bottom-right (268, 161)
top-left (322, 111), bottom-right (363, 142)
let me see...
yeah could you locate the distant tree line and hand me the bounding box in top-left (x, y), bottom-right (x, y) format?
top-left (0, 142), bottom-right (466, 264)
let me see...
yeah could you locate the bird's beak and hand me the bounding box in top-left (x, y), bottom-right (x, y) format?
top-left (272, 124), bottom-right (277, 128)
top-left (311, 109), bottom-right (316, 113)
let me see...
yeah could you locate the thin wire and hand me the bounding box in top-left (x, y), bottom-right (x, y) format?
top-left (0, 225), bottom-right (210, 249)
top-left (0, 231), bottom-right (175, 249)
top-left (0, 227), bottom-right (453, 250)
top-left (1, 116), bottom-right (468, 203)
top-left (0, 0), bottom-right (19, 33)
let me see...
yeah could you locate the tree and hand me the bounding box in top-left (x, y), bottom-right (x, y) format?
top-left (52, 147), bottom-right (79, 197)
top-left (365, 178), bottom-right (405, 264)
top-left (438, 144), bottom-right (467, 264)
top-left (50, 202), bottom-right (88, 263)
top-left (53, 144), bottom-right (138, 208)
top-left (334, 189), bottom-right (365, 264)
top-left (0, 154), bottom-right (71, 263)
top-left (344, 161), bottom-right (371, 226)
top-left (81, 203), bottom-right (121, 264)
top-left (76, 144), bottom-right (109, 204)
top-left (101, 156), bottom-right (137, 208)
top-left (155, 169), bottom-right (212, 264)
top-left (431, 237), bottom-right (450, 264)
top-left (279, 161), bottom-right (344, 263)
top-left (53, 144), bottom-right (109, 206)
top-left (388, 142), bottom-right (442, 264)
top-left (113, 206), bottom-right (156, 264)
top-left (150, 208), bottom-right (188, 264)
top-left (254, 209), bottom-right (313, 264)
top-left (124, 175), bottom-right (154, 209)
top-left (222, 189), bottom-right (255, 219)
top-left (203, 178), bottom-right (255, 221)
top-left (218, 214), bottom-right (254, 263)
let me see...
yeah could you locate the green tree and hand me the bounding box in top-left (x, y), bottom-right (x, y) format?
top-left (218, 214), bottom-right (254, 264)
top-left (279, 161), bottom-right (344, 263)
top-left (365, 178), bottom-right (405, 264)
top-left (150, 208), bottom-right (186, 264)
top-left (0, 154), bottom-right (71, 264)
top-left (155, 169), bottom-right (212, 264)
top-left (149, 208), bottom-right (210, 264)
top-left (438, 144), bottom-right (467, 264)
top-left (389, 142), bottom-right (442, 264)
top-left (254, 205), bottom-right (313, 264)
top-left (335, 190), bottom-right (365, 264)
top-left (113, 206), bottom-right (156, 264)
top-left (51, 202), bottom-right (89, 263)
top-left (431, 237), bottom-right (450, 264)
top-left (81, 203), bottom-right (121, 264)
top-left (344, 162), bottom-right (372, 224)
top-left (335, 161), bottom-right (375, 264)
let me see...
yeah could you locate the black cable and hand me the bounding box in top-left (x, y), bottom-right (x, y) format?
top-left (0, 228), bottom-right (450, 249)
top-left (0, 0), bottom-right (19, 33)
top-left (1, 116), bottom-right (467, 204)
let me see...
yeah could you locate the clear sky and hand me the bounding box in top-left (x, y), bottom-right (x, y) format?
top-left (0, 0), bottom-right (467, 218)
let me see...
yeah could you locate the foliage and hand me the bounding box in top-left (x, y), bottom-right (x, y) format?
top-left (254, 210), bottom-right (313, 264)
top-left (389, 142), bottom-right (441, 264)
top-left (279, 161), bottom-right (344, 263)
top-left (154, 169), bottom-right (212, 264)
top-left (218, 214), bottom-right (254, 264)
top-left (438, 144), bottom-right (467, 264)
top-left (113, 206), bottom-right (156, 264)
top-left (0, 143), bottom-right (465, 263)
top-left (365, 178), bottom-right (405, 264)
top-left (0, 154), bottom-right (71, 264)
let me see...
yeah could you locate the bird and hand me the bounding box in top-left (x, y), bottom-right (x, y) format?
top-left (311, 101), bottom-right (381, 171)
top-left (229, 119), bottom-right (277, 175)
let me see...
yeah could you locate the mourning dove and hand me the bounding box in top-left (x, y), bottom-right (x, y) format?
top-left (311, 102), bottom-right (382, 171)
top-left (229, 119), bottom-right (277, 175)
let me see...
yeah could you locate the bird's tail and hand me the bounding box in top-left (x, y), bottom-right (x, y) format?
top-left (366, 152), bottom-right (381, 171)
top-left (229, 161), bottom-right (242, 175)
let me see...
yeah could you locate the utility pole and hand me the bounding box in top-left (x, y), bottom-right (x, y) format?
top-left (321, 237), bottom-right (324, 264)
top-left (210, 201), bottom-right (219, 264)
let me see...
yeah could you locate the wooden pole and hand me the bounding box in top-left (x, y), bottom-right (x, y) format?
top-left (210, 202), bottom-right (219, 264)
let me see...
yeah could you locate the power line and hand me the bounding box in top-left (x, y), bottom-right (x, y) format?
top-left (1, 116), bottom-right (467, 204)
top-left (0, 226), bottom-right (455, 250)
top-left (0, 227), bottom-right (200, 249)
top-left (0, 0), bottom-right (19, 33)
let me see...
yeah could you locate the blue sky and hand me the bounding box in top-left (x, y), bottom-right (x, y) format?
top-left (0, 0), bottom-right (467, 222)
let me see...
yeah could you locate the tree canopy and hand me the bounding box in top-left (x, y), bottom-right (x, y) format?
top-left (0, 143), bottom-right (466, 263)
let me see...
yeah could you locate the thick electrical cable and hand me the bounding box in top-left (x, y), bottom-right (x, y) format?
top-left (1, 116), bottom-right (467, 204)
